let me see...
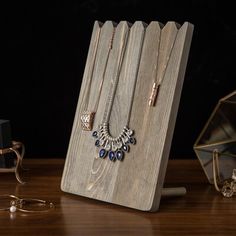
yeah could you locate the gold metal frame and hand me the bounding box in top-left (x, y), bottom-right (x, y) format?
top-left (194, 91), bottom-right (236, 184)
top-left (0, 141), bottom-right (25, 184)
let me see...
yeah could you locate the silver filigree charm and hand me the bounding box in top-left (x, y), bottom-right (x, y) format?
top-left (80, 111), bottom-right (95, 131)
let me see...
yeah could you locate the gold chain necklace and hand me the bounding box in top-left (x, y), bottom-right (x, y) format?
top-left (80, 28), bottom-right (115, 131)
top-left (148, 29), bottom-right (178, 106)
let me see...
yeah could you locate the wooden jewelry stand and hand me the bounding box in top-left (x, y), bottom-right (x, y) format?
top-left (61, 21), bottom-right (194, 211)
top-left (0, 141), bottom-right (25, 184)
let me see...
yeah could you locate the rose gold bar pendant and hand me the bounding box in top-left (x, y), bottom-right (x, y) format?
top-left (148, 83), bottom-right (160, 106)
top-left (80, 111), bottom-right (95, 131)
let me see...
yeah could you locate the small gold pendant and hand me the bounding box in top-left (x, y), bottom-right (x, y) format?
top-left (148, 83), bottom-right (160, 106)
top-left (80, 111), bottom-right (95, 131)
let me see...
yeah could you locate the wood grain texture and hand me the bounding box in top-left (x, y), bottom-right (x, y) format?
top-left (61, 21), bottom-right (194, 211)
top-left (1, 159), bottom-right (236, 236)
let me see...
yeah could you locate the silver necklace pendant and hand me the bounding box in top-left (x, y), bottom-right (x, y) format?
top-left (92, 123), bottom-right (136, 161)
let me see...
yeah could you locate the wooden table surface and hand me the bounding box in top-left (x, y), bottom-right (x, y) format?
top-left (0, 159), bottom-right (235, 236)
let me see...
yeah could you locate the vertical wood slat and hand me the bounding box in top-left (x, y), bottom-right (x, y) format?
top-left (112, 21), bottom-right (163, 210)
top-left (61, 21), bottom-right (102, 191)
top-left (61, 21), bottom-right (194, 211)
top-left (87, 22), bottom-right (131, 200)
top-left (151, 22), bottom-right (194, 211)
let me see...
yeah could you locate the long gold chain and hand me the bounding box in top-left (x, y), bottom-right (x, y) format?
top-left (80, 27), bottom-right (115, 131)
top-left (82, 27), bottom-right (101, 111)
top-left (148, 28), bottom-right (178, 106)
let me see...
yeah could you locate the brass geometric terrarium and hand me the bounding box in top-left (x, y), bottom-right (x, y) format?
top-left (194, 91), bottom-right (236, 184)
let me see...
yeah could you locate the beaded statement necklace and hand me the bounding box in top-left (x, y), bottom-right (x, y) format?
top-left (80, 27), bottom-right (115, 131)
top-left (92, 27), bottom-right (145, 161)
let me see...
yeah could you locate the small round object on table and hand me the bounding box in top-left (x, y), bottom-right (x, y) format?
top-left (10, 205), bottom-right (17, 213)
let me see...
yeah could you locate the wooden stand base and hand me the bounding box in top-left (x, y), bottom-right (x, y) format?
top-left (161, 187), bottom-right (186, 198)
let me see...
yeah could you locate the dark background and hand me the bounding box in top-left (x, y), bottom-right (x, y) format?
top-left (2, 0), bottom-right (236, 158)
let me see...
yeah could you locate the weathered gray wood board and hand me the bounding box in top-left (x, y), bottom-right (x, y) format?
top-left (61, 21), bottom-right (194, 211)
